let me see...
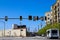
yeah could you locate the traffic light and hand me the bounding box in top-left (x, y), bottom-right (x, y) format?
top-left (33, 16), bottom-right (36, 21)
top-left (28, 16), bottom-right (32, 20)
top-left (45, 16), bottom-right (47, 20)
top-left (40, 16), bottom-right (44, 21)
top-left (33, 16), bottom-right (39, 21)
top-left (5, 16), bottom-right (8, 21)
top-left (20, 16), bottom-right (22, 21)
top-left (36, 16), bottom-right (39, 20)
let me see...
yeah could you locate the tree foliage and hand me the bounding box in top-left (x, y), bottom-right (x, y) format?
top-left (37, 23), bottom-right (60, 35)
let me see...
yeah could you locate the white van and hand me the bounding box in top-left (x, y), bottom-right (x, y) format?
top-left (46, 28), bottom-right (59, 38)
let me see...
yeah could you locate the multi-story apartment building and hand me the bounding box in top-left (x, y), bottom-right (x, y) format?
top-left (45, 0), bottom-right (60, 24)
top-left (51, 0), bottom-right (60, 23)
top-left (45, 11), bottom-right (53, 24)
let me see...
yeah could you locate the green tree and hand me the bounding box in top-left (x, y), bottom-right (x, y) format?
top-left (37, 23), bottom-right (60, 35)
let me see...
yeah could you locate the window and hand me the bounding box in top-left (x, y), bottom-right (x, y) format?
top-left (55, 10), bottom-right (57, 14)
top-left (48, 14), bottom-right (50, 16)
top-left (59, 19), bottom-right (60, 23)
top-left (52, 30), bottom-right (57, 33)
top-left (58, 3), bottom-right (59, 6)
top-left (58, 8), bottom-right (59, 11)
top-left (50, 19), bottom-right (52, 23)
top-left (21, 29), bottom-right (23, 31)
top-left (47, 21), bottom-right (50, 24)
top-left (58, 13), bottom-right (60, 17)
top-left (55, 6), bottom-right (56, 10)
top-left (52, 30), bottom-right (57, 35)
top-left (47, 31), bottom-right (50, 34)
top-left (48, 18), bottom-right (50, 20)
top-left (55, 16), bottom-right (57, 19)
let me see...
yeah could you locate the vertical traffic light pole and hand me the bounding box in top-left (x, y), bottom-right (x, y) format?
top-left (4, 16), bottom-right (8, 37)
top-left (2, 21), bottom-right (5, 37)
top-left (20, 21), bottom-right (22, 37)
top-left (0, 21), bottom-right (5, 37)
top-left (20, 16), bottom-right (22, 37)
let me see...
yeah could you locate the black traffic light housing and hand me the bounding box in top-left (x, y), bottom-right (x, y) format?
top-left (28, 16), bottom-right (32, 20)
top-left (20, 16), bottom-right (22, 21)
top-left (5, 16), bottom-right (8, 21)
top-left (45, 16), bottom-right (47, 20)
top-left (33, 16), bottom-right (36, 21)
top-left (37, 16), bottom-right (39, 20)
top-left (33, 16), bottom-right (39, 21)
top-left (40, 16), bottom-right (44, 21)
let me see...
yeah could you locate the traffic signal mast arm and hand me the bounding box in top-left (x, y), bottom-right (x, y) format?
top-left (0, 18), bottom-right (28, 19)
top-left (0, 16), bottom-right (46, 21)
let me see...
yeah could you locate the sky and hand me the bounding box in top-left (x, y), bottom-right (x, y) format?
top-left (0, 0), bottom-right (56, 32)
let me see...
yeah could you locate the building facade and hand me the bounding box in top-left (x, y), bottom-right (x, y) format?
top-left (51, 0), bottom-right (60, 23)
top-left (0, 24), bottom-right (26, 37)
top-left (45, 11), bottom-right (53, 24)
top-left (45, 0), bottom-right (60, 24)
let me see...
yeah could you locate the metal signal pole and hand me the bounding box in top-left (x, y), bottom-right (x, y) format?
top-left (0, 21), bottom-right (5, 37)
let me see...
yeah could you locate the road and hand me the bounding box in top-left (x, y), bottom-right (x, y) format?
top-left (0, 36), bottom-right (60, 40)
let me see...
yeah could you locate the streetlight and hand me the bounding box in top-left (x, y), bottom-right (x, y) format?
top-left (0, 21), bottom-right (5, 37)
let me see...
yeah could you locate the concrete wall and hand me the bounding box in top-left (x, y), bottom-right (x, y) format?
top-left (0, 29), bottom-right (26, 37)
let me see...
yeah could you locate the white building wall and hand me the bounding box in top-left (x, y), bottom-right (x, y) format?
top-left (0, 30), bottom-right (3, 37)
top-left (11, 29), bottom-right (20, 37)
top-left (0, 29), bottom-right (26, 37)
top-left (20, 29), bottom-right (26, 37)
top-left (45, 12), bottom-right (53, 24)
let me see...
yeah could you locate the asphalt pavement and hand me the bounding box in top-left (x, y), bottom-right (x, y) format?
top-left (0, 36), bottom-right (60, 40)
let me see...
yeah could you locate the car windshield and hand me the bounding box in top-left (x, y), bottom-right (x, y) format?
top-left (51, 30), bottom-right (57, 35)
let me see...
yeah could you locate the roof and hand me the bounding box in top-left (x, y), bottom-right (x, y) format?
top-left (13, 25), bottom-right (26, 29)
top-left (46, 28), bottom-right (59, 32)
top-left (18, 25), bottom-right (26, 28)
